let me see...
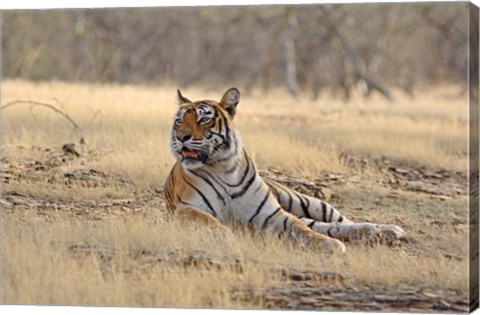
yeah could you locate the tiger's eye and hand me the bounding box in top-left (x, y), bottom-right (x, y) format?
top-left (199, 117), bottom-right (212, 124)
top-left (175, 118), bottom-right (182, 125)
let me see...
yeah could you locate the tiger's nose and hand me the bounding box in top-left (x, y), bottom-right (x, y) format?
top-left (177, 133), bottom-right (192, 142)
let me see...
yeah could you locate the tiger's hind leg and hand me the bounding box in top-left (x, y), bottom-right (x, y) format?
top-left (265, 178), bottom-right (405, 245)
top-left (299, 217), bottom-right (405, 246)
top-left (254, 209), bottom-right (347, 253)
top-left (294, 196), bottom-right (406, 245)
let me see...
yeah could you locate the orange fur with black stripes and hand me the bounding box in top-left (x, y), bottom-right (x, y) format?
top-left (164, 88), bottom-right (405, 252)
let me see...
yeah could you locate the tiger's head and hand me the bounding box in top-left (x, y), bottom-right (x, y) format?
top-left (170, 87), bottom-right (242, 170)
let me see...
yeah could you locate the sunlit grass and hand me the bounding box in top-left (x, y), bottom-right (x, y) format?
top-left (1, 80), bottom-right (468, 187)
top-left (1, 80), bottom-right (469, 307)
top-left (2, 215), bottom-right (468, 306)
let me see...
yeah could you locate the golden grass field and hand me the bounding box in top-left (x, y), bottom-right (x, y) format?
top-left (1, 80), bottom-right (471, 311)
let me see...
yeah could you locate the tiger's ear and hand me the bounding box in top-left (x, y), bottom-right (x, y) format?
top-left (176, 89), bottom-right (191, 105)
top-left (220, 87), bottom-right (240, 118)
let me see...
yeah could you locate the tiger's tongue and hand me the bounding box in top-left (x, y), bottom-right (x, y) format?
top-left (182, 149), bottom-right (198, 158)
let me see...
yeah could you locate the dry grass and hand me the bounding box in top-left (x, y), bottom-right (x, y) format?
top-left (1, 80), bottom-right (467, 184)
top-left (2, 215), bottom-right (468, 307)
top-left (1, 80), bottom-right (470, 308)
top-left (1, 217), bottom-right (284, 307)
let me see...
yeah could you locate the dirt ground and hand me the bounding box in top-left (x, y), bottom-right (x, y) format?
top-left (1, 143), bottom-right (470, 312)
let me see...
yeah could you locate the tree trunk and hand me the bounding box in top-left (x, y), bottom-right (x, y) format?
top-left (284, 8), bottom-right (300, 97)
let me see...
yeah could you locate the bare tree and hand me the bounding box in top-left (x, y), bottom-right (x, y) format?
top-left (2, 3), bottom-right (468, 100)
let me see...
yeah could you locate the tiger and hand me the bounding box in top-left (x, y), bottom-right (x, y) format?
top-left (164, 87), bottom-right (405, 253)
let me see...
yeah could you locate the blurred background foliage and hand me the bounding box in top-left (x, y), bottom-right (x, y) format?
top-left (2, 3), bottom-right (469, 100)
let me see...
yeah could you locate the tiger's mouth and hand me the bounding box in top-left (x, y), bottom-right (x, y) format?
top-left (181, 148), bottom-right (198, 159)
top-left (180, 148), bottom-right (208, 163)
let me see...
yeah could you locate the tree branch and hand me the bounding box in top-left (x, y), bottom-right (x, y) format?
top-left (2, 99), bottom-right (81, 130)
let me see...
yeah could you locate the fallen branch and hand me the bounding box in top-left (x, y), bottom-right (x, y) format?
top-left (2, 99), bottom-right (81, 130)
